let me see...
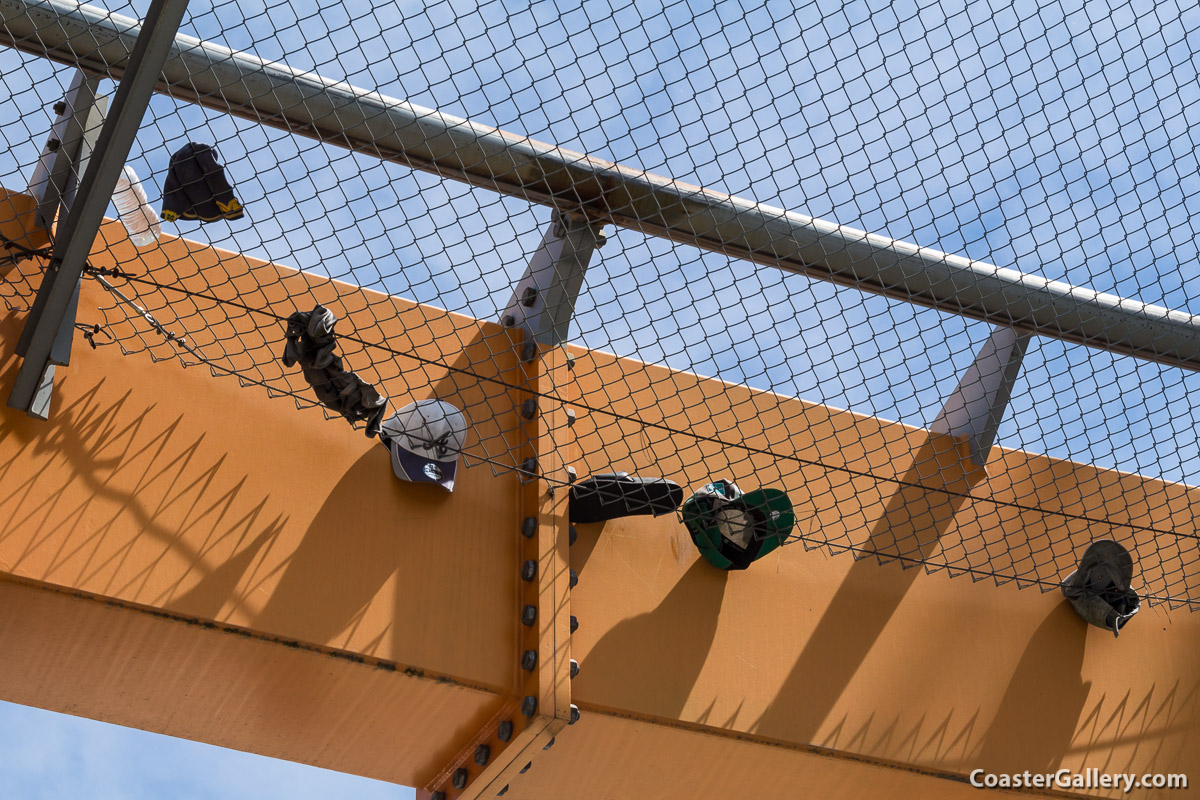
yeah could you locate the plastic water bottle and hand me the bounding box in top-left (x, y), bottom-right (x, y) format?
top-left (112, 165), bottom-right (161, 248)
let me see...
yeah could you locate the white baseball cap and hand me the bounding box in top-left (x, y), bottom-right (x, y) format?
top-left (380, 399), bottom-right (468, 491)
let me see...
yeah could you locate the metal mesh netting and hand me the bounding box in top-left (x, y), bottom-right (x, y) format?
top-left (2, 0), bottom-right (1199, 609)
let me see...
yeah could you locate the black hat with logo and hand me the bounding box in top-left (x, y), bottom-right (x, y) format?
top-left (162, 142), bottom-right (243, 223)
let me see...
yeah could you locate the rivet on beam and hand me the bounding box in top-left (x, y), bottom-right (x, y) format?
top-left (521, 560), bottom-right (537, 581)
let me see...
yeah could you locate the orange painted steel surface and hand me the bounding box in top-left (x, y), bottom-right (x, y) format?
top-left (0, 188), bottom-right (49, 252)
top-left (417, 344), bottom-right (576, 800)
top-left (0, 206), bottom-right (1197, 797)
top-left (0, 218), bottom-right (528, 789)
top-left (560, 351), bottom-right (1200, 798)
top-left (515, 712), bottom-right (1037, 799)
top-left (0, 578), bottom-right (500, 786)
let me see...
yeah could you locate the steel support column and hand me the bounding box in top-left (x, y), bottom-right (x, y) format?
top-left (930, 327), bottom-right (1031, 467)
top-left (7, 0), bottom-right (189, 415)
top-left (501, 211), bottom-right (605, 348)
top-left (26, 69), bottom-right (104, 235)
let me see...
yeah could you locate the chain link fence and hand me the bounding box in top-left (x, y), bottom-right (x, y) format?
top-left (2, 0), bottom-right (1199, 609)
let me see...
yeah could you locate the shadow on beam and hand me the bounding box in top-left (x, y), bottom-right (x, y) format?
top-left (756, 434), bottom-right (987, 742)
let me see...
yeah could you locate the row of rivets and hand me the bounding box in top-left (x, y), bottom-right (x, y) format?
top-left (498, 376), bottom-right (583, 799)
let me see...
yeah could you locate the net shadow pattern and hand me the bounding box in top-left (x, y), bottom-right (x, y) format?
top-left (2, 0), bottom-right (1200, 609)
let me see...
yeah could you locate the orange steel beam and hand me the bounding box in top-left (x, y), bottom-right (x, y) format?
top-left (0, 205), bottom-right (535, 787)
top-left (0, 189), bottom-right (50, 269)
top-left (0, 195), bottom-right (1196, 797)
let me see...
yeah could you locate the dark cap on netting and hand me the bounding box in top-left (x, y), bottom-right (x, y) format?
top-left (162, 142), bottom-right (243, 223)
top-left (569, 473), bottom-right (682, 523)
top-left (281, 305), bottom-right (388, 437)
top-left (1061, 540), bottom-right (1140, 637)
top-left (281, 305), bottom-right (387, 437)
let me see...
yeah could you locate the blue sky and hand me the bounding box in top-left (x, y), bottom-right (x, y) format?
top-left (3, 0), bottom-right (1200, 793)
top-left (0, 700), bottom-right (411, 798)
top-left (4, 0), bottom-right (1200, 484)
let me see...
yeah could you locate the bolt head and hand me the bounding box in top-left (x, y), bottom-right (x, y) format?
top-left (520, 761), bottom-right (532, 774)
top-left (569, 569), bottom-right (578, 588)
top-left (570, 615), bottom-right (578, 633)
top-left (498, 720), bottom-right (514, 741)
top-left (569, 704), bottom-right (580, 725)
top-left (452, 768), bottom-right (467, 789)
top-left (522, 696), bottom-right (537, 717)
top-left (521, 650), bottom-right (537, 670)
top-left (522, 517), bottom-right (537, 538)
top-left (521, 605), bottom-right (537, 626)
top-left (475, 744), bottom-right (491, 766)
top-left (521, 560), bottom-right (537, 582)
top-left (569, 659), bottom-right (579, 679)
top-left (569, 525), bottom-right (577, 546)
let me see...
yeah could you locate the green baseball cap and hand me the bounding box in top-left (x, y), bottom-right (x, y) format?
top-left (682, 480), bottom-right (795, 570)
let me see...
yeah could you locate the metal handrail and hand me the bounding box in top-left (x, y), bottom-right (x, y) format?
top-left (5, 0), bottom-right (1200, 371)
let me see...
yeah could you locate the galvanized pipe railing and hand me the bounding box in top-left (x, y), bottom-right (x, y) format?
top-left (5, 0), bottom-right (1200, 371)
